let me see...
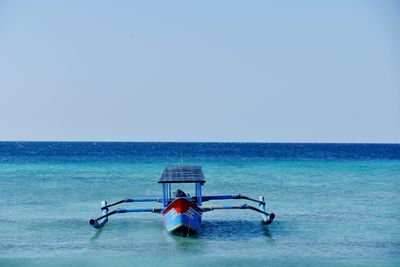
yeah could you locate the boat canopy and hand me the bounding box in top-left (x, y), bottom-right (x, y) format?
top-left (158, 166), bottom-right (206, 184)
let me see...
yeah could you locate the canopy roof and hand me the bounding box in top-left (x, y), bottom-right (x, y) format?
top-left (158, 166), bottom-right (206, 184)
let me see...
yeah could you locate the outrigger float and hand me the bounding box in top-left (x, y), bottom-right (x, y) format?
top-left (89, 166), bottom-right (275, 236)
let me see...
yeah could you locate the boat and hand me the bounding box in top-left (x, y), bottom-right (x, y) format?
top-left (89, 166), bottom-right (275, 236)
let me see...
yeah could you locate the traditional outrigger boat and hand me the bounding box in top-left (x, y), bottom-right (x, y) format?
top-left (89, 166), bottom-right (275, 236)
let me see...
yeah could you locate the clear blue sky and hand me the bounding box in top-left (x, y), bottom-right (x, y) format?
top-left (0, 1), bottom-right (399, 142)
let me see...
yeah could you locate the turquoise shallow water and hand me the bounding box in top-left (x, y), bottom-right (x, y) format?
top-left (0, 142), bottom-right (399, 266)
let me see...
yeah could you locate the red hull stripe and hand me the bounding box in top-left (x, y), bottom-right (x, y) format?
top-left (162, 198), bottom-right (203, 215)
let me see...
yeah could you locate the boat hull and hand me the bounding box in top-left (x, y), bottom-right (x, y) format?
top-left (162, 198), bottom-right (202, 236)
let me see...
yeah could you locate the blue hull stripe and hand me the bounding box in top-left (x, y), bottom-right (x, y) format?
top-left (164, 211), bottom-right (202, 233)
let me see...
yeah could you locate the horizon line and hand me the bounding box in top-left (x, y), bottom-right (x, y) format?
top-left (0, 140), bottom-right (399, 145)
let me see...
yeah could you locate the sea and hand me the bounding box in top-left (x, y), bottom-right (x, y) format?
top-left (0, 142), bottom-right (399, 267)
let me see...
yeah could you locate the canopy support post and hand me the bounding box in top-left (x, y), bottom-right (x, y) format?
top-left (195, 182), bottom-right (202, 206)
top-left (162, 183), bottom-right (168, 207)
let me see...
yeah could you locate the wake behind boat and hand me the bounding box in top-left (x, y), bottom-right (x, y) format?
top-left (89, 166), bottom-right (275, 236)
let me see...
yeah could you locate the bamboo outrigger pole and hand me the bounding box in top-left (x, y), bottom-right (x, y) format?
top-left (200, 203), bottom-right (275, 224)
top-left (101, 194), bottom-right (266, 211)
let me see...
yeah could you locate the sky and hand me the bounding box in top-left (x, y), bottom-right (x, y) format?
top-left (0, 0), bottom-right (399, 143)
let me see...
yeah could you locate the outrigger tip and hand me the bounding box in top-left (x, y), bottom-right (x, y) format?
top-left (89, 219), bottom-right (99, 228)
top-left (264, 213), bottom-right (275, 225)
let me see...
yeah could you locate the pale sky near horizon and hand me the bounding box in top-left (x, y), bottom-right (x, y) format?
top-left (0, 1), bottom-right (399, 143)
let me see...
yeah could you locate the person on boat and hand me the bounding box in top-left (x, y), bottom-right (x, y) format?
top-left (173, 189), bottom-right (188, 198)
